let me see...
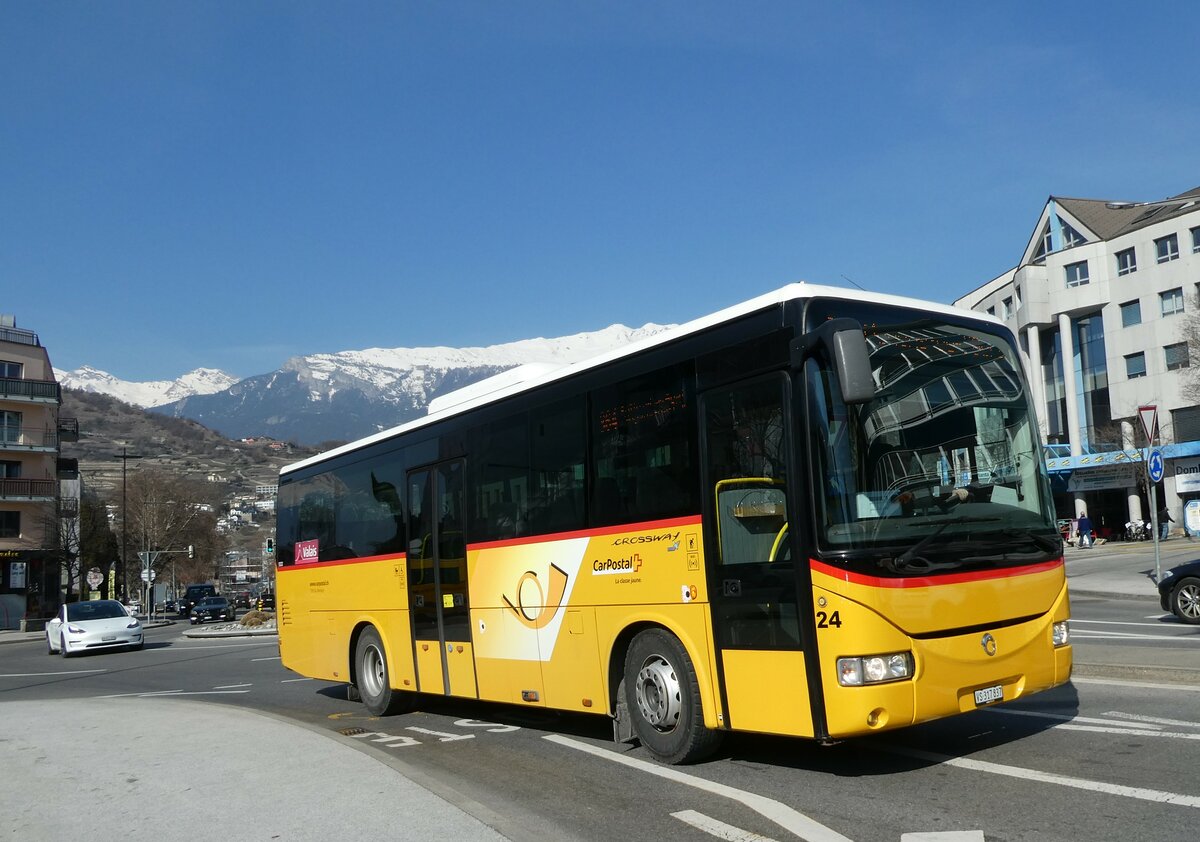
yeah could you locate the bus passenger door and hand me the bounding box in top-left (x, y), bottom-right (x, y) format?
top-left (407, 460), bottom-right (477, 698)
top-left (702, 375), bottom-right (814, 737)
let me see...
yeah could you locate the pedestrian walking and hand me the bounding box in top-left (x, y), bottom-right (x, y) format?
top-left (1077, 512), bottom-right (1093, 548)
top-left (1159, 506), bottom-right (1174, 540)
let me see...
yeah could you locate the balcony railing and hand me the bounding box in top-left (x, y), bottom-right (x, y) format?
top-left (0, 326), bottom-right (40, 347)
top-left (58, 417), bottom-right (79, 442)
top-left (0, 477), bottom-right (57, 500)
top-left (0, 428), bottom-right (59, 451)
top-left (0, 377), bottom-right (60, 403)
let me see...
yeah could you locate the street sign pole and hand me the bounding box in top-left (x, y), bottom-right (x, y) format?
top-left (1149, 448), bottom-right (1166, 583)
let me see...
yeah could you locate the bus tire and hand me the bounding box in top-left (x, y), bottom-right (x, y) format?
top-left (354, 627), bottom-right (414, 716)
top-left (624, 628), bottom-right (722, 764)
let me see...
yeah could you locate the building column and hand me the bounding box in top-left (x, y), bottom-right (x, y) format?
top-left (1059, 312), bottom-right (1086, 516)
top-left (1025, 325), bottom-right (1047, 437)
top-left (1122, 420), bottom-right (1143, 524)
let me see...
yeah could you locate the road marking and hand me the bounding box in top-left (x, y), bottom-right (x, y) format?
top-left (281, 677), bottom-right (314, 683)
top-left (93, 689), bottom-right (250, 698)
top-left (1102, 710), bottom-right (1200, 728)
top-left (1070, 630), bottom-right (1199, 642)
top-left (882, 745), bottom-right (1200, 808)
top-left (671, 809), bottom-right (779, 841)
top-left (251, 656), bottom-right (282, 661)
top-left (0, 669), bottom-right (107, 677)
top-left (350, 730), bottom-right (421, 748)
top-left (214, 683), bottom-right (252, 689)
top-left (1073, 676), bottom-right (1200, 693)
top-left (544, 735), bottom-right (853, 842)
top-left (1071, 619), bottom-right (1175, 628)
top-left (406, 726), bottom-right (475, 742)
top-left (994, 709), bottom-right (1165, 729)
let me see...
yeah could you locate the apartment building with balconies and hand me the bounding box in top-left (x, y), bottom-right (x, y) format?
top-left (956, 186), bottom-right (1200, 540)
top-left (0, 315), bottom-right (76, 628)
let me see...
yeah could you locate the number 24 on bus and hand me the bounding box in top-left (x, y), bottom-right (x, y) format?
top-left (275, 284), bottom-right (1070, 764)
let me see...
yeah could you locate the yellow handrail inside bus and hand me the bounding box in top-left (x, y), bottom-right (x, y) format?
top-left (768, 522), bottom-right (789, 562)
top-left (714, 477), bottom-right (788, 564)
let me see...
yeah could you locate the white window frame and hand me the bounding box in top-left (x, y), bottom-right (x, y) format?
top-left (1120, 300), bottom-right (1141, 327)
top-left (1116, 247), bottom-right (1137, 276)
top-left (1156, 233), bottom-right (1180, 263)
top-left (1065, 260), bottom-right (1090, 288)
top-left (1161, 287), bottom-right (1185, 317)
top-left (1165, 342), bottom-right (1190, 372)
top-left (1125, 352), bottom-right (1147, 379)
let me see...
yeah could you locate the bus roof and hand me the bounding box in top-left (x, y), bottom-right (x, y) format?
top-left (281, 282), bottom-right (996, 476)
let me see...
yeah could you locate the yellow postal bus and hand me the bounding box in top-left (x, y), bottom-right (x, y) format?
top-left (275, 284), bottom-right (1071, 763)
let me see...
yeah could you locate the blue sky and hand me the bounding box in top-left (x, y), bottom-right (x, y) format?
top-left (3, 2), bottom-right (1197, 381)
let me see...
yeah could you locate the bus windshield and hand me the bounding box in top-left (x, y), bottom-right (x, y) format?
top-left (807, 317), bottom-right (1058, 572)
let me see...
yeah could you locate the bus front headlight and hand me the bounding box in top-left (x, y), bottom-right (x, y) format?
top-left (837, 652), bottom-right (913, 686)
top-left (1052, 621), bottom-right (1070, 647)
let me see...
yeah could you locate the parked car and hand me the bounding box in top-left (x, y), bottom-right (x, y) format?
top-left (189, 595), bottom-right (235, 625)
top-left (46, 599), bottom-right (143, 657)
top-left (1158, 559), bottom-right (1200, 624)
top-left (178, 584), bottom-right (217, 617)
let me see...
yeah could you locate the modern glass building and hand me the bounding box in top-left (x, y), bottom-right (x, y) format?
top-left (957, 186), bottom-right (1200, 540)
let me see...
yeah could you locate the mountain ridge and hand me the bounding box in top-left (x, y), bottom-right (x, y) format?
top-left (63, 323), bottom-right (672, 446)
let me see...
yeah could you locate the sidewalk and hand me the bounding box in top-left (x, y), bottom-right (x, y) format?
top-left (0, 697), bottom-right (506, 842)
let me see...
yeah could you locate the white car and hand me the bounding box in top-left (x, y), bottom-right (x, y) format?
top-left (46, 599), bottom-right (144, 657)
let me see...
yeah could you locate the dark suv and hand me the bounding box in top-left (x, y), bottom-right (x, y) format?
top-left (178, 584), bottom-right (217, 617)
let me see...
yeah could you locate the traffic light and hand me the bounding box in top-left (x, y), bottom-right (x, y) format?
top-left (266, 539), bottom-right (274, 554)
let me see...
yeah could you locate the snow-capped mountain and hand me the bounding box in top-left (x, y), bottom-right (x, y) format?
top-left (54, 366), bottom-right (240, 408)
top-left (153, 324), bottom-right (672, 445)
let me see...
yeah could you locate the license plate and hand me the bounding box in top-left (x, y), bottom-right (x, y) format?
top-left (102, 635), bottom-right (117, 642)
top-left (974, 684), bottom-right (1004, 706)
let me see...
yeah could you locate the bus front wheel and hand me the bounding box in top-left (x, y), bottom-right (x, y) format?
top-left (624, 628), bottom-right (722, 764)
top-left (354, 627), bottom-right (415, 716)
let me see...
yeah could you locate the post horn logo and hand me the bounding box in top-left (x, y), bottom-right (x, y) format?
top-left (502, 563), bottom-right (569, 630)
top-left (980, 633), bottom-right (998, 657)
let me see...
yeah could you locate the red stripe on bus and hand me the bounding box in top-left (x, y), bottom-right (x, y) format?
top-left (276, 514), bottom-right (705, 571)
top-left (469, 514), bottom-right (703, 551)
top-left (809, 557), bottom-right (1064, 588)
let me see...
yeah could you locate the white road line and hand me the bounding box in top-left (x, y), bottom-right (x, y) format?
top-left (544, 735), bottom-right (853, 842)
top-left (1072, 676), bottom-right (1200, 693)
top-left (1102, 710), bottom-right (1200, 729)
top-left (96, 690), bottom-right (182, 698)
top-left (671, 809), bottom-right (780, 842)
top-left (1071, 619), bottom-right (1174, 628)
top-left (94, 690), bottom-right (249, 698)
top-left (1069, 631), bottom-right (1198, 642)
top-left (0, 669), bottom-right (107, 677)
top-left (213, 683), bottom-right (252, 689)
top-left (993, 709), bottom-right (1165, 730)
top-left (883, 745), bottom-right (1200, 808)
top-left (281, 677), bottom-right (313, 683)
top-left (251, 656), bottom-right (282, 661)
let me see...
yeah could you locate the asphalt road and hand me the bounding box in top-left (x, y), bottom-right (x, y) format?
top-left (3, 595), bottom-right (1198, 842)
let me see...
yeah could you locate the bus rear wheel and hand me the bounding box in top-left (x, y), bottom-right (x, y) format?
top-left (354, 627), bottom-right (415, 716)
top-left (624, 628), bottom-right (722, 764)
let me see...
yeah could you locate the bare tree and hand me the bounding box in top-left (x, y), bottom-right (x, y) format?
top-left (116, 468), bottom-right (225, 597)
top-left (1177, 289), bottom-right (1200, 406)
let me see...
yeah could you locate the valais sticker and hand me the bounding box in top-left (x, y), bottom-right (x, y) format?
top-left (295, 539), bottom-right (319, 564)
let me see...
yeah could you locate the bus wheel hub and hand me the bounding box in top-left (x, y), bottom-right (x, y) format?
top-left (636, 655), bottom-right (681, 730)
